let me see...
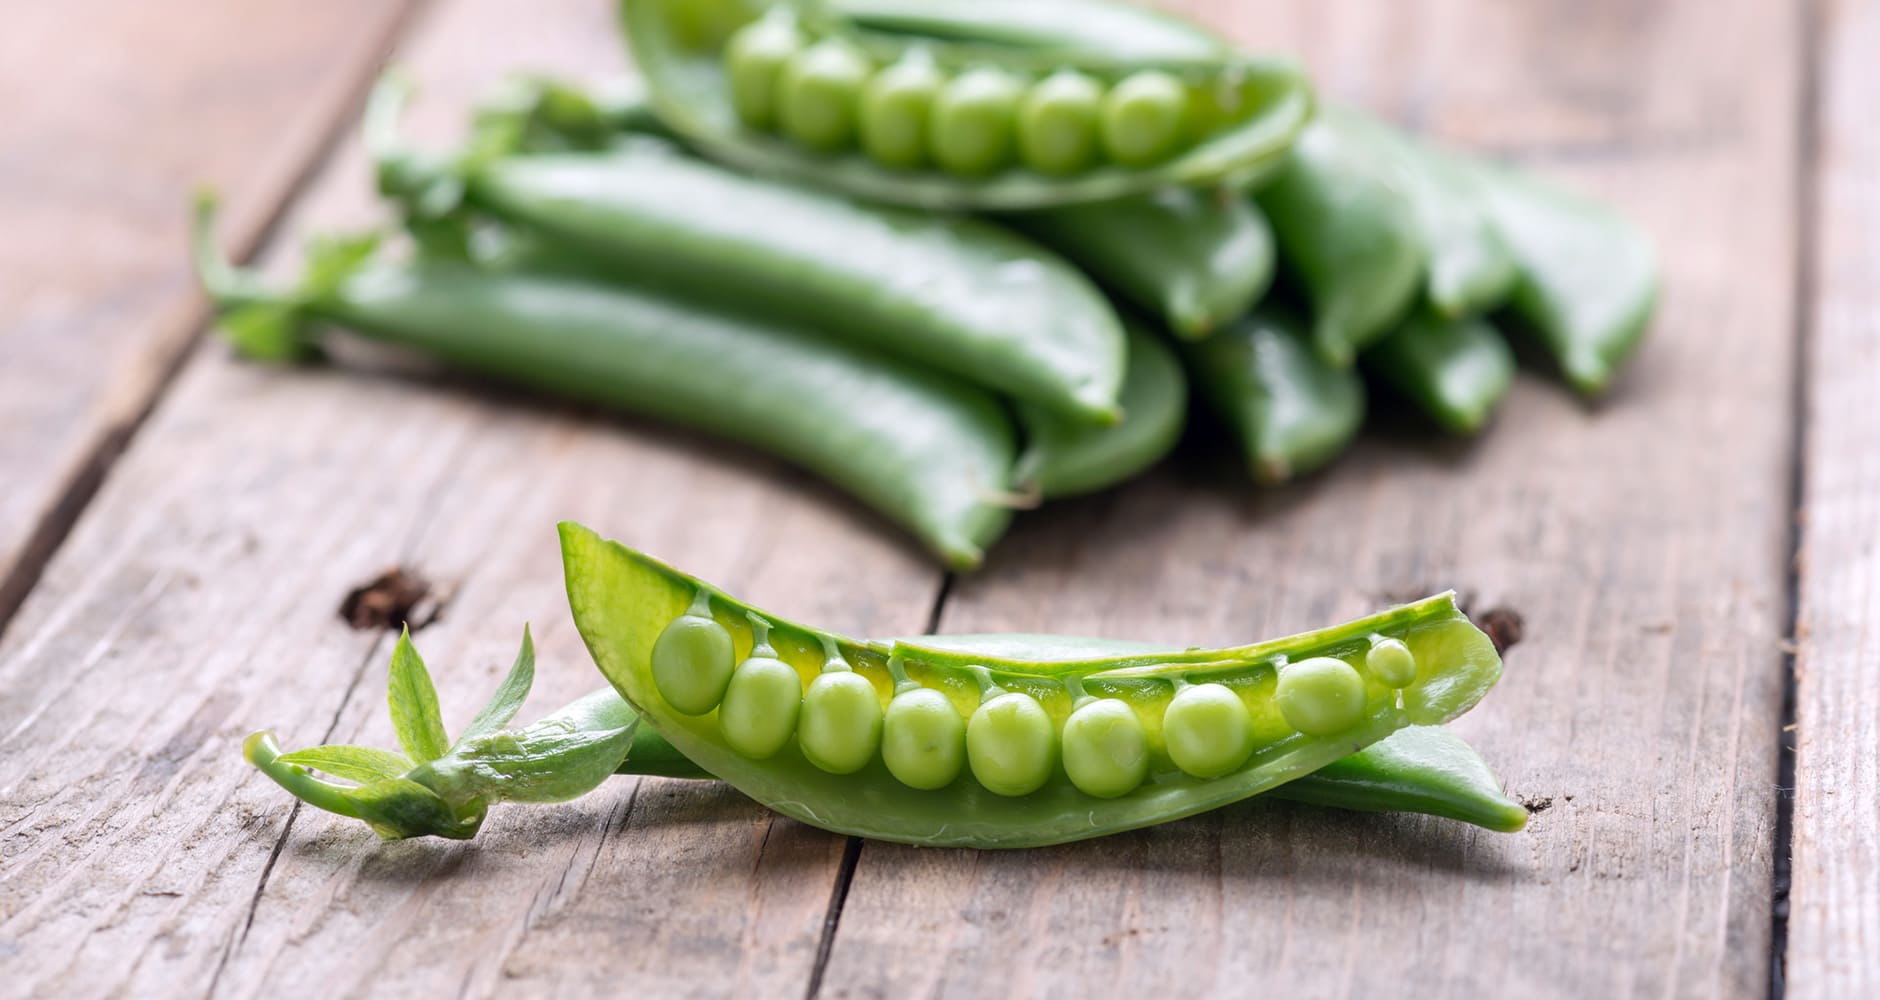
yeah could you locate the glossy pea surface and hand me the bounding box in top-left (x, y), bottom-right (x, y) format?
top-left (881, 687), bottom-right (967, 789)
top-left (930, 68), bottom-right (1023, 176)
top-left (1366, 638), bottom-right (1418, 688)
top-left (1017, 71), bottom-right (1103, 175)
top-left (861, 57), bottom-right (943, 169)
top-left (966, 691), bottom-right (1056, 796)
top-left (719, 655), bottom-right (802, 758)
top-left (650, 610), bottom-right (735, 715)
top-left (1101, 70), bottom-right (1188, 166)
top-left (1061, 699), bottom-right (1149, 798)
top-left (799, 671), bottom-right (883, 774)
top-left (724, 14), bottom-right (803, 130)
top-left (1276, 657), bottom-right (1367, 736)
top-left (778, 37), bottom-right (872, 150)
top-left (1162, 683), bottom-right (1254, 778)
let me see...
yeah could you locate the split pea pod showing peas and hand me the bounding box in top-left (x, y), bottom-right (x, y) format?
top-left (244, 623), bottom-right (1523, 841)
top-left (562, 522), bottom-right (1503, 848)
top-left (192, 199), bottom-right (1015, 570)
top-left (371, 78), bottom-right (1127, 425)
top-left (622, 0), bottom-right (1314, 210)
top-left (1182, 307), bottom-right (1366, 485)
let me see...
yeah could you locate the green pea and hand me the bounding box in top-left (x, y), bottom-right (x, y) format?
top-left (1060, 698), bottom-right (1149, 798)
top-left (1101, 70), bottom-right (1188, 167)
top-left (798, 669), bottom-right (883, 774)
top-left (1016, 70), bottom-right (1103, 175)
top-left (1366, 638), bottom-right (1417, 688)
top-left (1276, 656), bottom-right (1368, 736)
top-left (649, 596), bottom-right (735, 715)
top-left (723, 13), bottom-right (804, 131)
top-left (929, 68), bottom-right (1024, 176)
top-left (1162, 682), bottom-right (1254, 778)
top-left (881, 687), bottom-right (966, 789)
top-left (778, 38), bottom-right (872, 151)
top-left (966, 690), bottom-right (1056, 796)
top-left (718, 656), bottom-right (802, 759)
top-left (860, 56), bottom-right (944, 170)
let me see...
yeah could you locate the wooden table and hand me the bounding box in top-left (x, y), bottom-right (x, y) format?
top-left (1, 1), bottom-right (1872, 996)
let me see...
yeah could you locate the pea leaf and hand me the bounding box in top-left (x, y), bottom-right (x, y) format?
top-left (301, 231), bottom-right (381, 299)
top-left (217, 302), bottom-right (321, 364)
top-left (277, 744), bottom-right (414, 785)
top-left (387, 627), bottom-right (451, 764)
top-left (457, 625), bottom-right (536, 746)
top-left (446, 689), bottom-right (638, 803)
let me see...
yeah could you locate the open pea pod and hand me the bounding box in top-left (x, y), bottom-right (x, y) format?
top-left (561, 522), bottom-right (1502, 848)
top-left (620, 0), bottom-right (1314, 210)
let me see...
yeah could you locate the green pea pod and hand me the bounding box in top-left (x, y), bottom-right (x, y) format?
top-left (1182, 306), bottom-right (1366, 484)
top-left (1470, 161), bottom-right (1660, 396)
top-left (829, 0), bottom-right (1229, 59)
top-left (1014, 321), bottom-right (1187, 499)
top-left (192, 197), bottom-right (1015, 570)
top-left (1327, 110), bottom-right (1518, 320)
top-left (1255, 118), bottom-right (1426, 367)
top-left (1363, 308), bottom-right (1516, 435)
top-left (373, 79), bottom-right (1126, 425)
top-left (1270, 725), bottom-right (1528, 832)
top-left (1009, 188), bottom-right (1275, 339)
top-left (620, 0), bottom-right (1314, 210)
top-left (243, 631), bottom-right (1521, 841)
top-left (561, 522), bottom-right (1503, 848)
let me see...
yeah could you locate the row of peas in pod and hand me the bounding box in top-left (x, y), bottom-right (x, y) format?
top-left (195, 0), bottom-right (1657, 571)
top-left (653, 590), bottom-right (1417, 798)
top-left (241, 527), bottom-right (1520, 846)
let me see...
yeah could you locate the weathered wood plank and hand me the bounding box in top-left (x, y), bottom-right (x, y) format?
top-left (820, 0), bottom-right (1801, 996)
top-left (0, 1), bottom-right (942, 996)
top-left (1787, 0), bottom-right (1880, 994)
top-left (0, 0), bottom-right (416, 631)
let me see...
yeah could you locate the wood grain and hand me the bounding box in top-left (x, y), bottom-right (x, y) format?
top-left (819, 0), bottom-right (1804, 996)
top-left (1786, 0), bottom-right (1880, 994)
top-left (0, 1), bottom-right (945, 996)
top-left (0, 0), bottom-right (417, 633)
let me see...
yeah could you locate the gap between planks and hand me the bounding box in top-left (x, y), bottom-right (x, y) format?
top-left (0, 0), bottom-right (427, 640)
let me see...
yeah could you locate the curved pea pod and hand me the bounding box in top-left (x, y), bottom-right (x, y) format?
top-left (1014, 322), bottom-right (1187, 499)
top-left (192, 198), bottom-right (1015, 570)
top-left (1182, 306), bottom-right (1366, 485)
top-left (1470, 161), bottom-right (1660, 396)
top-left (373, 83), bottom-right (1126, 425)
top-left (1255, 118), bottom-right (1425, 367)
top-left (1008, 188), bottom-right (1275, 339)
top-left (829, 0), bottom-right (1229, 59)
top-left (1363, 308), bottom-right (1516, 435)
top-left (619, 0), bottom-right (1314, 210)
top-left (561, 522), bottom-right (1503, 848)
top-left (1268, 725), bottom-right (1528, 832)
top-left (1327, 110), bottom-right (1517, 320)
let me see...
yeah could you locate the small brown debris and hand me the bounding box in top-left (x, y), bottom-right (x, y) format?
top-left (1522, 796), bottom-right (1554, 814)
top-left (1477, 606), bottom-right (1526, 654)
top-left (338, 567), bottom-right (442, 631)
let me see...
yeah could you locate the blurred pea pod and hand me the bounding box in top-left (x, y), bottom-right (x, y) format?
top-left (1255, 117), bottom-right (1425, 368)
top-left (1015, 321), bottom-right (1188, 499)
top-left (1330, 110), bottom-right (1518, 320)
top-left (1182, 306), bottom-right (1365, 484)
top-left (1007, 188), bottom-right (1275, 339)
top-left (1471, 162), bottom-right (1659, 396)
top-left (1364, 309), bottom-right (1516, 435)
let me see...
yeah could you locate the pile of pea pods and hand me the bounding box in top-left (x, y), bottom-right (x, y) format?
top-left (197, 0), bottom-right (1656, 572)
